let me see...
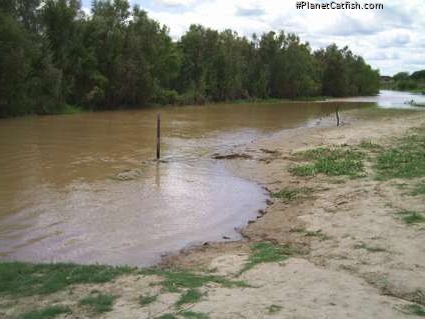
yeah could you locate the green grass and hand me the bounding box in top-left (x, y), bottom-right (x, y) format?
top-left (139, 269), bottom-right (249, 292)
top-left (375, 131), bottom-right (425, 180)
top-left (291, 147), bottom-right (365, 177)
top-left (397, 211), bottom-right (425, 225)
top-left (354, 242), bottom-right (387, 252)
top-left (411, 181), bottom-right (425, 196)
top-left (18, 305), bottom-right (71, 319)
top-left (139, 293), bottom-right (158, 306)
top-left (404, 304), bottom-right (425, 316)
top-left (241, 242), bottom-right (296, 273)
top-left (271, 187), bottom-right (313, 202)
top-left (154, 314), bottom-right (177, 319)
top-left (79, 292), bottom-right (116, 313)
top-left (179, 311), bottom-right (210, 319)
top-left (176, 289), bottom-right (202, 306)
top-left (0, 262), bottom-right (133, 296)
top-left (267, 304), bottom-right (283, 314)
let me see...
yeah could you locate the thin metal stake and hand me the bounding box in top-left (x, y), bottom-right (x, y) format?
top-left (336, 107), bottom-right (340, 126)
top-left (156, 113), bottom-right (161, 160)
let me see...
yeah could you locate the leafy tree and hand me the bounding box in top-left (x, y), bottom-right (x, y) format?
top-left (0, 0), bottom-right (380, 118)
top-left (393, 72), bottom-right (409, 81)
top-left (410, 70), bottom-right (425, 81)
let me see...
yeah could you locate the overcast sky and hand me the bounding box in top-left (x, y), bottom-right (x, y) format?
top-left (81, 0), bottom-right (425, 76)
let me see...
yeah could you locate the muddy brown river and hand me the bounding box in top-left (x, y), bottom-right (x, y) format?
top-left (0, 98), bottom-right (390, 266)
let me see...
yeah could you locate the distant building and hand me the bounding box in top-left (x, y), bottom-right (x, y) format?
top-left (380, 76), bottom-right (393, 83)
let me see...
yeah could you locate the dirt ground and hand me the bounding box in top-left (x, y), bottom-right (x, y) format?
top-left (2, 109), bottom-right (424, 319)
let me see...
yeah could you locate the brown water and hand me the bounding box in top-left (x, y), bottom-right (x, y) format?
top-left (0, 101), bottom-right (372, 266)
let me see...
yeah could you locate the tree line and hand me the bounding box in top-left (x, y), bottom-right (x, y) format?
top-left (388, 70), bottom-right (425, 93)
top-left (0, 0), bottom-right (380, 118)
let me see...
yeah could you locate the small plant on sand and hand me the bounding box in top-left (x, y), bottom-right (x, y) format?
top-left (291, 146), bottom-right (365, 177)
top-left (18, 305), bottom-right (71, 319)
top-left (179, 310), bottom-right (210, 319)
top-left (139, 269), bottom-right (249, 292)
top-left (407, 289), bottom-right (425, 305)
top-left (271, 187), bottom-right (313, 203)
top-left (403, 304), bottom-right (425, 316)
top-left (240, 242), bottom-right (296, 273)
top-left (397, 211), bottom-right (425, 225)
top-left (268, 304), bottom-right (283, 314)
top-left (176, 289), bottom-right (202, 306)
top-left (139, 293), bottom-right (158, 306)
top-left (79, 292), bottom-right (116, 313)
top-left (154, 314), bottom-right (177, 319)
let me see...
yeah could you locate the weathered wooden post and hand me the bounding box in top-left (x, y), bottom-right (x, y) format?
top-left (156, 113), bottom-right (161, 160)
top-left (336, 107), bottom-right (340, 126)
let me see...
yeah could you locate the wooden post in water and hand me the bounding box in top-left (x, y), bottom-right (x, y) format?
top-left (156, 113), bottom-right (161, 160)
top-left (336, 107), bottom-right (340, 126)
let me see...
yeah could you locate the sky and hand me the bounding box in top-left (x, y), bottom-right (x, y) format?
top-left (81, 0), bottom-right (425, 76)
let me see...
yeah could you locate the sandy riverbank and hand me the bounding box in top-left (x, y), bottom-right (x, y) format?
top-left (2, 108), bottom-right (424, 319)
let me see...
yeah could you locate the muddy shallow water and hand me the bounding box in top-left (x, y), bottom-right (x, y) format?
top-left (0, 100), bottom-right (378, 266)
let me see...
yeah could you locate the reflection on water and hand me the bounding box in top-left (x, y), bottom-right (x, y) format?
top-left (326, 90), bottom-right (425, 108)
top-left (0, 100), bottom-right (372, 266)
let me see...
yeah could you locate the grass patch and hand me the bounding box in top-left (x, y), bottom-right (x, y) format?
top-left (271, 187), bottom-right (313, 203)
top-left (354, 242), bottom-right (387, 252)
top-left (179, 311), bottom-right (210, 319)
top-left (375, 130), bottom-right (425, 180)
top-left (0, 262), bottom-right (133, 297)
top-left (397, 211), bottom-right (425, 225)
top-left (79, 292), bottom-right (116, 313)
top-left (176, 289), bottom-right (202, 306)
top-left (140, 269), bottom-right (249, 292)
top-left (139, 293), bottom-right (158, 306)
top-left (154, 314), bottom-right (177, 319)
top-left (18, 305), bottom-right (71, 319)
top-left (411, 181), bottom-right (425, 196)
top-left (291, 147), bottom-right (365, 177)
top-left (268, 304), bottom-right (283, 314)
top-left (403, 304), bottom-right (425, 316)
top-left (241, 242), bottom-right (295, 273)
